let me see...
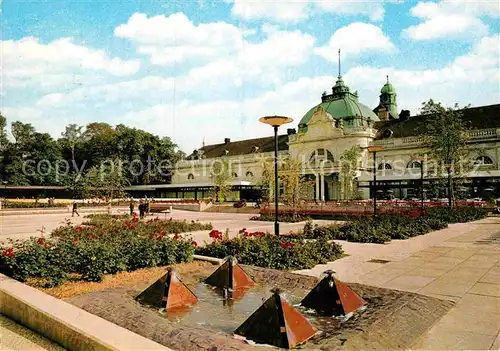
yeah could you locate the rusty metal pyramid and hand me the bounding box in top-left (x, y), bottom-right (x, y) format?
top-left (300, 270), bottom-right (367, 316)
top-left (234, 288), bottom-right (316, 349)
top-left (135, 268), bottom-right (197, 310)
top-left (205, 256), bottom-right (254, 291)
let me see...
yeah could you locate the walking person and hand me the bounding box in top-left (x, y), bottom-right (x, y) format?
top-left (72, 201), bottom-right (80, 217)
top-left (138, 201), bottom-right (145, 219)
top-left (129, 200), bottom-right (135, 216)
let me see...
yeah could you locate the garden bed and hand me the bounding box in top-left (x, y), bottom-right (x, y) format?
top-left (250, 213), bottom-right (311, 223)
top-left (67, 262), bottom-right (454, 351)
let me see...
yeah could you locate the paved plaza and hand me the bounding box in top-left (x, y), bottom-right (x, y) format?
top-left (0, 209), bottom-right (499, 349)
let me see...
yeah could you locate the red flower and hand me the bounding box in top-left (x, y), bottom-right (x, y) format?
top-left (173, 233), bottom-right (180, 240)
top-left (75, 226), bottom-right (83, 232)
top-left (1, 247), bottom-right (15, 259)
top-left (73, 238), bottom-right (79, 246)
top-left (209, 229), bottom-right (223, 241)
top-left (279, 242), bottom-right (293, 249)
top-left (36, 237), bottom-right (46, 246)
top-left (192, 241), bottom-right (198, 247)
top-left (89, 234), bottom-right (96, 239)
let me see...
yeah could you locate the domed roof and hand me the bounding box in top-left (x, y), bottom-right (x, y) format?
top-left (298, 76), bottom-right (378, 129)
top-left (380, 75), bottom-right (396, 94)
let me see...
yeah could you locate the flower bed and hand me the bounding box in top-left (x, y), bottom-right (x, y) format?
top-left (299, 208), bottom-right (489, 244)
top-left (0, 215), bottom-right (211, 287)
top-left (250, 213), bottom-right (311, 223)
top-left (196, 228), bottom-right (344, 270)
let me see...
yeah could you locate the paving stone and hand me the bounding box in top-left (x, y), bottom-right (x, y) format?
top-left (406, 266), bottom-right (450, 278)
top-left (431, 306), bottom-right (500, 335)
top-left (469, 282), bottom-right (500, 297)
top-left (456, 294), bottom-right (500, 314)
top-left (414, 327), bottom-right (496, 350)
top-left (383, 275), bottom-right (435, 293)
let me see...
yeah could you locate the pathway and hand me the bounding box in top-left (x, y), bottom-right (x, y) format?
top-left (0, 314), bottom-right (65, 350)
top-left (296, 217), bottom-right (500, 350)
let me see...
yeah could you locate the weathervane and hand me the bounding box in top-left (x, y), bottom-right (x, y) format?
top-left (338, 48), bottom-right (341, 78)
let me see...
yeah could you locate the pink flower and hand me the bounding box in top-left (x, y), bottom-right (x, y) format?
top-left (192, 241), bottom-right (198, 247)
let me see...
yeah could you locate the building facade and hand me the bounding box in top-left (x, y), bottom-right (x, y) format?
top-left (133, 74), bottom-right (500, 202)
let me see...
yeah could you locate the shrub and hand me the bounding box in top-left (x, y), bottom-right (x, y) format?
top-left (300, 207), bottom-right (486, 244)
top-left (196, 230), bottom-right (343, 270)
top-left (250, 213), bottom-right (311, 223)
top-left (0, 215), bottom-right (200, 286)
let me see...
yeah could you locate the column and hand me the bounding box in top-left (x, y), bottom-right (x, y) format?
top-left (320, 174), bottom-right (325, 201)
top-left (315, 174), bottom-right (320, 201)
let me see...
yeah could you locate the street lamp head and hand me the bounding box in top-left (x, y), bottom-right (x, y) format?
top-left (259, 116), bottom-right (294, 127)
top-left (367, 146), bottom-right (384, 152)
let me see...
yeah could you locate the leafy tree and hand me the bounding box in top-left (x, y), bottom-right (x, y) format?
top-left (60, 124), bottom-right (84, 169)
top-left (339, 146), bottom-right (362, 200)
top-left (210, 159), bottom-right (232, 202)
top-left (278, 158), bottom-right (313, 218)
top-left (418, 99), bottom-right (471, 207)
top-left (81, 159), bottom-right (129, 203)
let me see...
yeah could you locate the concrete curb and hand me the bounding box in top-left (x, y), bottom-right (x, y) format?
top-left (0, 274), bottom-right (173, 351)
top-left (193, 254), bottom-right (223, 264)
top-left (0, 207), bottom-right (129, 216)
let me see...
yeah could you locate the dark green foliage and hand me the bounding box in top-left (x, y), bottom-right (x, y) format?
top-left (196, 234), bottom-right (343, 270)
top-left (250, 214), bottom-right (311, 223)
top-left (0, 216), bottom-right (204, 286)
top-left (300, 207), bottom-right (488, 244)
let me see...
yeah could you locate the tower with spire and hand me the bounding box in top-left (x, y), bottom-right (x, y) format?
top-left (376, 75), bottom-right (398, 120)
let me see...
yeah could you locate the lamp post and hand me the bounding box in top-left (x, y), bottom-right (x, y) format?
top-left (414, 157), bottom-right (426, 212)
top-left (443, 163), bottom-right (453, 208)
top-left (367, 146), bottom-right (384, 217)
top-left (259, 116), bottom-right (294, 236)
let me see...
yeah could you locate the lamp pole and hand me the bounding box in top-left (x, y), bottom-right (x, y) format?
top-left (444, 163), bottom-right (453, 208)
top-left (367, 146), bottom-right (384, 217)
top-left (273, 125), bottom-right (279, 236)
top-left (259, 116), bottom-right (294, 236)
top-left (414, 157), bottom-right (426, 213)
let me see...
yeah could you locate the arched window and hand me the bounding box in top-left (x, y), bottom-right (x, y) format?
top-left (475, 156), bottom-right (494, 165)
top-left (407, 160), bottom-right (421, 169)
top-left (245, 171), bottom-right (254, 177)
top-left (232, 172), bottom-right (238, 178)
top-left (309, 148), bottom-right (335, 167)
top-left (378, 163), bottom-right (392, 170)
top-left (187, 173), bottom-right (195, 180)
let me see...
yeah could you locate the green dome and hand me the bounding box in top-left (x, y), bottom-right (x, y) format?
top-left (380, 75), bottom-right (396, 94)
top-left (298, 76), bottom-right (378, 130)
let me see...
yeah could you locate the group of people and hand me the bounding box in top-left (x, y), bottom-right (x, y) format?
top-left (130, 199), bottom-right (150, 219)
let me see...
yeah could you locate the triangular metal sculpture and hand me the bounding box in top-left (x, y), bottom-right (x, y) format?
top-left (234, 288), bottom-right (316, 349)
top-left (300, 270), bottom-right (367, 316)
top-left (205, 256), bottom-right (255, 294)
top-left (135, 268), bottom-right (197, 310)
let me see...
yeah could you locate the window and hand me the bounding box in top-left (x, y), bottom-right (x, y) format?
top-left (309, 148), bottom-right (335, 167)
top-left (475, 156), bottom-right (494, 165)
top-left (232, 172), bottom-right (238, 178)
top-left (187, 173), bottom-right (195, 180)
top-left (245, 171), bottom-right (254, 177)
top-left (378, 163), bottom-right (392, 170)
top-left (407, 160), bottom-right (421, 169)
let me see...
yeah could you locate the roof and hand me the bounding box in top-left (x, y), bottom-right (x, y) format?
top-left (187, 135), bottom-right (289, 159)
top-left (298, 76), bottom-right (379, 129)
top-left (374, 104), bottom-right (500, 139)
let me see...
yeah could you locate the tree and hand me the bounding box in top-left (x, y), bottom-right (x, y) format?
top-left (418, 99), bottom-right (471, 207)
top-left (210, 159), bottom-right (232, 202)
top-left (339, 146), bottom-right (362, 200)
top-left (60, 124), bottom-right (84, 168)
top-left (278, 158), bottom-right (313, 218)
top-left (80, 159), bottom-right (129, 203)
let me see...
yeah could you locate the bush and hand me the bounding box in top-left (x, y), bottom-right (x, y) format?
top-left (0, 215), bottom-right (201, 286)
top-left (300, 207), bottom-right (487, 244)
top-left (250, 213), bottom-right (311, 223)
top-left (196, 230), bottom-right (343, 270)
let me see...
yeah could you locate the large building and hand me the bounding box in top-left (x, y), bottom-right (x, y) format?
top-left (129, 73), bottom-right (500, 202)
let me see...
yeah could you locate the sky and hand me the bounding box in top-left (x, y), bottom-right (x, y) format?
top-left (1, 0), bottom-right (499, 153)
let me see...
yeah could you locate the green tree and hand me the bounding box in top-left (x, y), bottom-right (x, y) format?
top-left (60, 124), bottom-right (84, 169)
top-left (339, 146), bottom-right (361, 200)
top-left (81, 159), bottom-right (129, 204)
top-left (418, 99), bottom-right (471, 207)
top-left (278, 158), bottom-right (312, 218)
top-left (210, 159), bottom-right (232, 202)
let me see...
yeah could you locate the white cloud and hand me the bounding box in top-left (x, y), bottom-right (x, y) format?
top-left (345, 34), bottom-right (500, 112)
top-left (229, 0), bottom-right (385, 22)
top-left (403, 0), bottom-right (499, 40)
top-left (114, 12), bottom-right (254, 65)
top-left (315, 22), bottom-right (395, 60)
top-left (1, 37), bottom-right (140, 89)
